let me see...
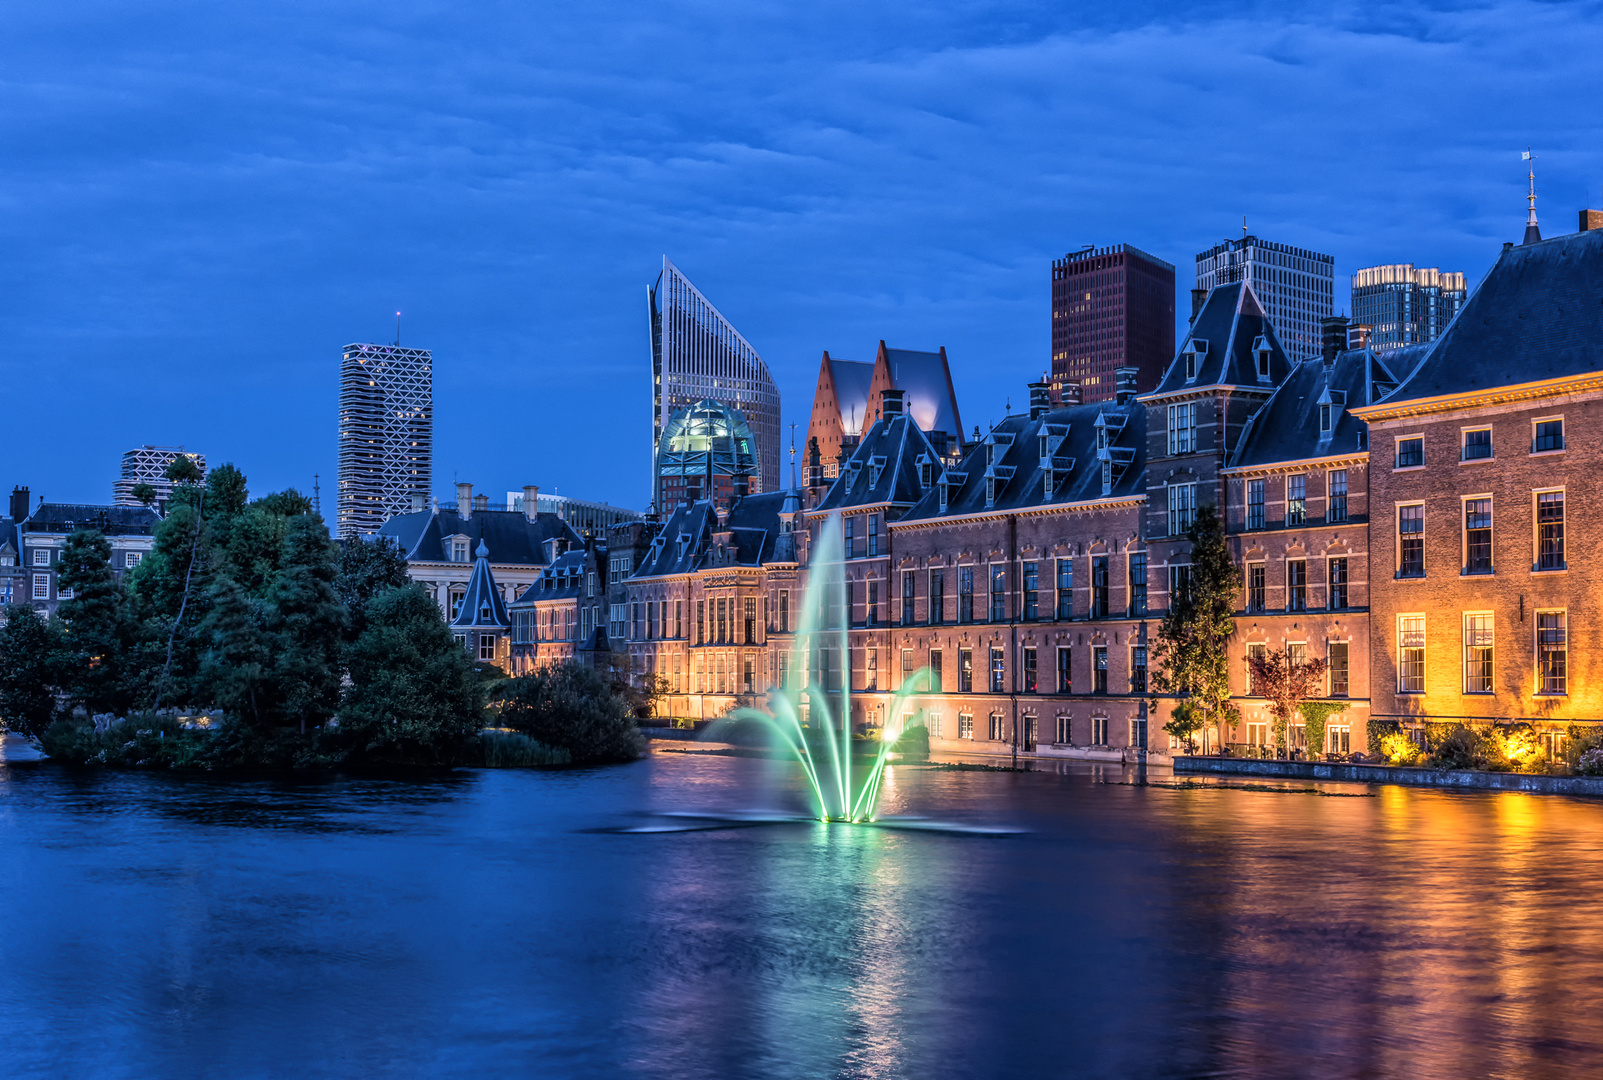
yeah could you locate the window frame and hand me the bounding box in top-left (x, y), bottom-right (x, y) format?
top-left (1167, 482), bottom-right (1196, 537)
top-left (1327, 469), bottom-right (1349, 523)
top-left (1247, 478), bottom-right (1265, 530)
top-left (1536, 610), bottom-right (1567, 696)
top-left (1328, 556), bottom-right (1348, 610)
top-left (1534, 488), bottom-right (1565, 572)
top-left (1462, 612), bottom-right (1495, 695)
top-left (1532, 416), bottom-right (1565, 455)
top-left (1460, 426), bottom-right (1494, 462)
top-left (1397, 502), bottom-right (1425, 577)
top-left (1462, 495), bottom-right (1493, 575)
top-left (1398, 614), bottom-right (1426, 694)
top-left (1395, 435), bottom-right (1425, 470)
top-left (1285, 474), bottom-right (1306, 526)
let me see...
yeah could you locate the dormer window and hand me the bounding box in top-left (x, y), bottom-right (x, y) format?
top-left (985, 476), bottom-right (997, 508)
top-left (1101, 461), bottom-right (1112, 495)
top-left (1320, 403), bottom-right (1333, 432)
top-left (1183, 339), bottom-right (1207, 382)
top-left (1043, 468), bottom-right (1054, 501)
top-left (451, 538), bottom-right (469, 563)
top-left (918, 455), bottom-right (933, 489)
top-left (938, 478), bottom-right (948, 514)
top-left (1252, 335), bottom-right (1273, 381)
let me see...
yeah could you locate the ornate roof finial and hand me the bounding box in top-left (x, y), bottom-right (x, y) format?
top-left (1523, 148), bottom-right (1542, 245)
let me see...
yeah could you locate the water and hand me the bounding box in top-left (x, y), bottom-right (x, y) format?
top-left (3, 746), bottom-right (1603, 1079)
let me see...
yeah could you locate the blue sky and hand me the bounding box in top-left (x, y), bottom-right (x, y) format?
top-left (3, 1), bottom-right (1600, 511)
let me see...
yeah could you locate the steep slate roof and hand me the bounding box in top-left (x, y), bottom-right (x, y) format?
top-left (509, 547), bottom-right (588, 608)
top-left (450, 541), bottom-right (510, 630)
top-left (22, 503), bottom-right (160, 536)
top-left (1148, 282), bottom-right (1296, 396)
top-left (631, 491), bottom-right (788, 579)
top-left (1230, 348), bottom-right (1408, 468)
top-left (814, 412), bottom-right (939, 512)
top-left (1381, 228), bottom-right (1603, 403)
top-left (872, 343), bottom-right (964, 439)
top-left (828, 357), bottom-right (875, 436)
top-left (379, 507), bottom-right (581, 565)
top-left (901, 399), bottom-right (1148, 522)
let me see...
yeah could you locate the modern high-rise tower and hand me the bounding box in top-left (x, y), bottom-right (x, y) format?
top-left (649, 257), bottom-right (779, 507)
top-left (1195, 235), bottom-right (1334, 359)
top-left (1051, 244), bottom-right (1175, 403)
top-left (113, 445), bottom-right (206, 507)
top-left (337, 342), bottom-right (433, 539)
top-left (1351, 264), bottom-right (1467, 350)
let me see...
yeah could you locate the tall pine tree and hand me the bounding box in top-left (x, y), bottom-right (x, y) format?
top-left (55, 529), bottom-right (136, 715)
top-left (1150, 505), bottom-right (1241, 753)
top-left (266, 515), bottom-right (347, 733)
top-left (0, 606), bottom-right (62, 741)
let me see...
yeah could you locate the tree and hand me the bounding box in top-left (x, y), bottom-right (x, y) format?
top-left (1246, 647), bottom-right (1329, 755)
top-left (0, 606), bottom-right (62, 741)
top-left (264, 515), bottom-right (346, 733)
top-left (55, 529), bottom-right (136, 714)
top-left (197, 577), bottom-right (274, 727)
top-left (129, 482), bottom-right (157, 508)
top-left (335, 534), bottom-right (412, 642)
top-left (498, 660), bottom-right (645, 764)
top-left (336, 585), bottom-right (485, 765)
top-left (1150, 504), bottom-right (1241, 753)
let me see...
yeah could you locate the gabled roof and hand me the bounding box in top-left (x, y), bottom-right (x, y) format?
top-left (900, 400), bottom-right (1148, 522)
top-left (21, 503), bottom-right (160, 536)
top-left (1146, 282), bottom-right (1294, 397)
top-left (1230, 348), bottom-right (1405, 468)
top-left (630, 491), bottom-right (788, 578)
top-left (813, 413), bottom-right (939, 512)
top-left (509, 547), bottom-right (591, 608)
top-left (869, 342), bottom-right (964, 439)
top-left (826, 356), bottom-right (875, 437)
top-left (1377, 228), bottom-right (1603, 404)
top-left (451, 541), bottom-right (510, 630)
top-left (379, 508), bottom-right (581, 566)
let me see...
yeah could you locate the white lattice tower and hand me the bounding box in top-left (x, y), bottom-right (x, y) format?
top-left (337, 343), bottom-right (433, 538)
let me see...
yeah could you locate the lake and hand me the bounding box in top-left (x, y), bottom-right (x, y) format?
top-left (2, 741), bottom-right (1601, 1079)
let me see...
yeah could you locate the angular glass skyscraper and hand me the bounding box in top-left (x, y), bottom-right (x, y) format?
top-left (337, 342), bottom-right (433, 539)
top-left (1351, 264), bottom-right (1467, 349)
top-left (1196, 235), bottom-right (1334, 359)
top-left (649, 257), bottom-right (779, 507)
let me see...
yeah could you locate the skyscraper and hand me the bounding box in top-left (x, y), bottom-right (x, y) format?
top-left (1051, 244), bottom-right (1175, 403)
top-left (337, 342), bottom-right (433, 539)
top-left (113, 445), bottom-right (206, 507)
top-left (649, 257), bottom-right (779, 507)
top-left (1351, 264), bottom-right (1467, 350)
top-left (1195, 235), bottom-right (1334, 359)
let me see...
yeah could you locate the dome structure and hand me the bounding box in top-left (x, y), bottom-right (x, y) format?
top-left (655, 399), bottom-right (759, 509)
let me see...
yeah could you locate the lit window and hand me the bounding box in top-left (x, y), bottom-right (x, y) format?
top-left (1398, 615), bottom-right (1426, 693)
top-left (1328, 470), bottom-right (1348, 523)
top-left (958, 713), bottom-right (974, 740)
top-left (1286, 474), bottom-right (1306, 525)
top-left (989, 647), bottom-right (1005, 693)
top-left (1537, 491), bottom-right (1564, 570)
top-left (1537, 612), bottom-right (1567, 695)
top-left (1463, 614), bottom-right (1494, 694)
top-left (1167, 483), bottom-right (1196, 537)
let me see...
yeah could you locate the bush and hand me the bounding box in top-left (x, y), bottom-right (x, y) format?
top-left (478, 730), bottom-right (571, 767)
top-left (1379, 731), bottom-right (1423, 766)
top-left (1482, 725), bottom-right (1542, 773)
top-left (891, 722), bottom-right (930, 762)
top-left (1578, 748), bottom-right (1603, 777)
top-left (1427, 726), bottom-right (1486, 770)
top-left (496, 661), bottom-right (645, 765)
top-left (39, 713), bottom-right (216, 769)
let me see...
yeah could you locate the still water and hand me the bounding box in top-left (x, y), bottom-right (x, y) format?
top-left (2, 744), bottom-right (1601, 1079)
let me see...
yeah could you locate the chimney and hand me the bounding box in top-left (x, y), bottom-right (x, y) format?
top-left (1190, 288), bottom-right (1208, 324)
top-left (544, 536), bottom-right (565, 563)
top-left (473, 494), bottom-right (488, 512)
top-left (523, 485), bottom-right (540, 523)
top-left (1320, 316), bottom-right (1350, 363)
top-left (1114, 367), bottom-right (1139, 406)
top-left (1581, 209), bottom-right (1603, 232)
top-left (456, 482), bottom-right (472, 519)
top-left (1347, 323), bottom-right (1371, 351)
top-left (9, 486), bottom-right (29, 523)
top-left (1058, 381), bottom-right (1082, 406)
top-left (880, 387), bottom-right (906, 420)
top-left (1028, 379), bottom-right (1051, 419)
top-left (733, 474), bottom-right (749, 500)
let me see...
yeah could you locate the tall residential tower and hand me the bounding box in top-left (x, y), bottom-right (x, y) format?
top-left (337, 342), bottom-right (433, 539)
top-left (1351, 264), bottom-right (1467, 350)
top-left (1196, 235), bottom-right (1334, 359)
top-left (1051, 244), bottom-right (1175, 403)
top-left (113, 446), bottom-right (206, 508)
top-left (649, 257), bottom-right (779, 507)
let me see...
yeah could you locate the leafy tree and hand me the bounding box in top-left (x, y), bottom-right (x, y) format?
top-left (336, 585), bottom-right (485, 765)
top-left (54, 529), bottom-right (137, 714)
top-left (1151, 504), bottom-right (1241, 753)
top-left (0, 606), bottom-right (62, 741)
top-left (498, 660), bottom-right (645, 764)
top-left (335, 534), bottom-right (412, 641)
top-left (265, 515), bottom-right (346, 733)
top-left (1245, 647), bottom-right (1329, 755)
top-left (197, 577), bottom-right (274, 727)
top-left (129, 482), bottom-right (157, 508)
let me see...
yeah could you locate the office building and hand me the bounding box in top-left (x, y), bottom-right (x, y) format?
top-left (337, 342), bottom-right (433, 539)
top-left (1350, 264), bottom-right (1467, 350)
top-left (1051, 244), bottom-right (1175, 403)
top-left (112, 446), bottom-right (206, 508)
top-left (1196, 235), bottom-right (1334, 359)
top-left (649, 258), bottom-right (780, 507)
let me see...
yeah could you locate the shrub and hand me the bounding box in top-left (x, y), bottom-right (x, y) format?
top-left (1578, 748), bottom-right (1603, 777)
top-left (39, 713), bottom-right (216, 769)
top-left (478, 730), bottom-right (571, 767)
top-left (1427, 726), bottom-right (1485, 770)
top-left (496, 660), bottom-right (645, 765)
top-left (1379, 731), bottom-right (1422, 766)
top-left (891, 722), bottom-right (930, 762)
top-left (1482, 725), bottom-right (1542, 773)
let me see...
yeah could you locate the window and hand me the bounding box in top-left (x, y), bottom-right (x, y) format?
top-left (675, 600), bottom-right (684, 639)
top-left (1130, 647), bottom-right (1147, 693)
top-left (843, 516), bottom-right (855, 557)
top-left (1247, 564), bottom-right (1265, 611)
top-left (125, 551), bottom-right (143, 568)
top-left (647, 602), bottom-right (657, 639)
top-left (1090, 556), bottom-right (1109, 617)
top-left (779, 590), bottom-right (789, 633)
top-left (1022, 561), bottom-right (1039, 620)
top-left (1462, 428), bottom-right (1492, 461)
top-left (1131, 715), bottom-right (1147, 750)
top-left (900, 572), bottom-right (916, 625)
top-left (1328, 557), bottom-right (1348, 609)
top-left (1287, 560), bottom-right (1306, 610)
top-left (866, 581), bottom-right (878, 627)
top-left (1247, 479), bottom-right (1265, 529)
top-left (1246, 643), bottom-right (1266, 695)
top-left (988, 713), bottom-right (1006, 742)
top-left (1319, 402), bottom-right (1334, 432)
top-left (1167, 402), bottom-right (1196, 455)
top-left (1022, 648), bottom-right (1037, 693)
top-left (868, 514), bottom-right (880, 557)
top-left (1328, 724), bottom-right (1351, 754)
top-left (1128, 553), bottom-right (1147, 615)
top-left (744, 597), bottom-right (757, 642)
top-left (1328, 470), bottom-right (1348, 523)
top-left (990, 648), bottom-right (1005, 693)
top-left (452, 539), bottom-right (469, 563)
top-left (958, 713), bottom-right (974, 740)
top-left (1329, 642), bottom-right (1349, 697)
top-left (1168, 483), bottom-right (1196, 536)
top-left (478, 633), bottom-right (497, 661)
top-left (1092, 647), bottom-right (1108, 694)
top-left (989, 563), bottom-right (1007, 622)
top-left (1091, 715), bottom-right (1109, 745)
top-left (1537, 491), bottom-right (1565, 570)
top-left (450, 590), bottom-right (465, 620)
top-left (1396, 436), bottom-right (1424, 468)
top-left (1256, 348), bottom-right (1271, 379)
top-left (1463, 614), bottom-right (1494, 694)
top-left (1286, 475), bottom-right (1306, 525)
top-left (901, 648), bottom-right (914, 685)
top-left (717, 598), bottom-right (728, 641)
top-left (959, 567), bottom-right (974, 623)
top-left (1464, 499), bottom-right (1492, 573)
top-left (1185, 349), bottom-right (1198, 381)
top-left (929, 649), bottom-right (943, 692)
top-left (32, 548), bottom-right (49, 567)
top-left (32, 574), bottom-right (49, 600)
top-left (1168, 564), bottom-right (1192, 606)
top-left (929, 571), bottom-right (945, 624)
top-left (1398, 505), bottom-right (1424, 576)
top-left (1537, 611), bottom-right (1567, 695)
top-left (1398, 615), bottom-right (1426, 693)
top-left (1534, 418), bottom-right (1565, 453)
top-left (1056, 558), bottom-right (1073, 619)
top-left (1057, 647), bottom-right (1072, 693)
top-left (696, 600), bottom-right (706, 644)
top-left (1056, 715), bottom-right (1072, 744)
top-left (866, 649), bottom-right (877, 692)
top-left (958, 649), bottom-right (973, 693)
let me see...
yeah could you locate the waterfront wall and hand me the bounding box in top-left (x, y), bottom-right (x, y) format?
top-left (1175, 754), bottom-right (1603, 796)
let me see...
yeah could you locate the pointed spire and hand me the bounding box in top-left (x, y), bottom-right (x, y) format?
top-left (1523, 148), bottom-right (1542, 245)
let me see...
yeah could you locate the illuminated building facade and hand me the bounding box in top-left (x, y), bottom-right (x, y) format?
top-left (805, 341), bottom-right (965, 485)
top-left (337, 342), bottom-right (432, 539)
top-left (650, 258), bottom-right (780, 506)
top-left (1351, 264), bottom-right (1467, 350)
top-left (655, 399), bottom-right (760, 512)
top-left (1196, 235), bottom-right (1334, 360)
top-left (1051, 244), bottom-right (1175, 403)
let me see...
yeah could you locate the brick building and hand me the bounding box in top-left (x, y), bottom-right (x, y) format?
top-left (1051, 243), bottom-right (1176, 404)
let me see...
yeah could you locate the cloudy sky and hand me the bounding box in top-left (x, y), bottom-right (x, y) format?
top-left (3, 0), bottom-right (1600, 511)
